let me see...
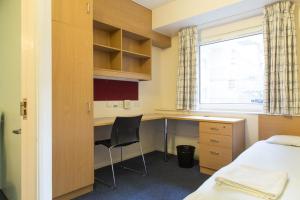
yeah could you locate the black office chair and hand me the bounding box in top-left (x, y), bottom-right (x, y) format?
top-left (95, 115), bottom-right (148, 188)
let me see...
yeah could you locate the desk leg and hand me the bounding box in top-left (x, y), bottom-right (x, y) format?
top-left (164, 118), bottom-right (168, 161)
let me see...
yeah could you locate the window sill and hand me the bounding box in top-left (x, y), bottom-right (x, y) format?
top-left (194, 108), bottom-right (264, 115)
top-left (156, 108), bottom-right (264, 115)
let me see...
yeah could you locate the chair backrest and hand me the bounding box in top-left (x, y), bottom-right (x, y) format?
top-left (110, 115), bottom-right (143, 147)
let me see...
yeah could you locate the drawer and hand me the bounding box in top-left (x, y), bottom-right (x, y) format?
top-left (199, 144), bottom-right (232, 170)
top-left (200, 133), bottom-right (232, 148)
top-left (200, 122), bottom-right (232, 136)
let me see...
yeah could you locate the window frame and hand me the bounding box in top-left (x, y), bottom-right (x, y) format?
top-left (198, 32), bottom-right (264, 113)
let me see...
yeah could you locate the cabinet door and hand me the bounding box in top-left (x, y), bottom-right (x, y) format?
top-left (52, 0), bottom-right (93, 29)
top-left (52, 20), bottom-right (93, 198)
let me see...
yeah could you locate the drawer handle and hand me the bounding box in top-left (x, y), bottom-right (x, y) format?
top-left (210, 127), bottom-right (219, 131)
top-left (209, 151), bottom-right (220, 156)
top-left (210, 139), bottom-right (219, 143)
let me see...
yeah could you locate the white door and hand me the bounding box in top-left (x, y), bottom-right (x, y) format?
top-left (0, 0), bottom-right (52, 199)
top-left (0, 0), bottom-right (22, 199)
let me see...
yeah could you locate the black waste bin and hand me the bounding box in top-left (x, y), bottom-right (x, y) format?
top-left (176, 145), bottom-right (195, 168)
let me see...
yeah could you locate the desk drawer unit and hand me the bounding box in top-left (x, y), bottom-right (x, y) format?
top-left (200, 122), bottom-right (232, 136)
top-left (199, 120), bottom-right (245, 175)
top-left (200, 133), bottom-right (232, 148)
top-left (199, 144), bottom-right (232, 170)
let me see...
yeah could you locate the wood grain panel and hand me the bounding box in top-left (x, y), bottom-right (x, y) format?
top-left (52, 17), bottom-right (94, 199)
top-left (122, 55), bottom-right (151, 74)
top-left (232, 121), bottom-right (245, 158)
top-left (199, 144), bottom-right (232, 170)
top-left (259, 115), bottom-right (300, 140)
top-left (94, 50), bottom-right (121, 70)
top-left (200, 122), bottom-right (232, 136)
top-left (52, 0), bottom-right (92, 29)
top-left (152, 31), bottom-right (171, 49)
top-left (199, 133), bottom-right (232, 148)
top-left (93, 0), bottom-right (171, 48)
top-left (199, 119), bottom-right (245, 175)
top-left (93, 68), bottom-right (151, 81)
top-left (94, 0), bottom-right (152, 37)
top-left (53, 185), bottom-right (93, 200)
top-left (122, 35), bottom-right (151, 56)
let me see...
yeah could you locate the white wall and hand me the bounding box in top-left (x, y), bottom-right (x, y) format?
top-left (152, 0), bottom-right (239, 29)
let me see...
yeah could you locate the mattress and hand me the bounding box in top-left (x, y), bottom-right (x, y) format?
top-left (184, 141), bottom-right (300, 200)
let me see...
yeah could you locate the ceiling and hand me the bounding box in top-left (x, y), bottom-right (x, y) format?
top-left (133, 0), bottom-right (175, 9)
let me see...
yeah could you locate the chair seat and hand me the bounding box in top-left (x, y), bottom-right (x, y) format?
top-left (95, 139), bottom-right (112, 148)
top-left (95, 139), bottom-right (139, 148)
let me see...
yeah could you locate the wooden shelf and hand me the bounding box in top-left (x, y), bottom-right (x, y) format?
top-left (93, 43), bottom-right (120, 53)
top-left (122, 30), bottom-right (151, 56)
top-left (94, 68), bottom-right (151, 81)
top-left (94, 50), bottom-right (121, 71)
top-left (93, 20), bottom-right (152, 81)
top-left (123, 50), bottom-right (150, 59)
top-left (93, 20), bottom-right (121, 49)
top-left (93, 20), bottom-right (120, 32)
top-left (122, 30), bottom-right (149, 41)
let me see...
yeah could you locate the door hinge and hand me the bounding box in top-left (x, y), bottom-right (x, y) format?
top-left (20, 99), bottom-right (28, 120)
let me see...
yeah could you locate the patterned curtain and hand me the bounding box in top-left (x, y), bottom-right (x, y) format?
top-left (263, 1), bottom-right (299, 115)
top-left (176, 26), bottom-right (199, 110)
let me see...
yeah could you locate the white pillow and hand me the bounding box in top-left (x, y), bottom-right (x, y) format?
top-left (266, 135), bottom-right (300, 147)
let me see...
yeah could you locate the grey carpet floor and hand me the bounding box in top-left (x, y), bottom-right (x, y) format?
top-left (75, 151), bottom-right (210, 200)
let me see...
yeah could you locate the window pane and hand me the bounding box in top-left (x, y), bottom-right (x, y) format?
top-left (200, 34), bottom-right (264, 105)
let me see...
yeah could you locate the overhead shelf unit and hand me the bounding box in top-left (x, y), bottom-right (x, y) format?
top-left (93, 20), bottom-right (152, 81)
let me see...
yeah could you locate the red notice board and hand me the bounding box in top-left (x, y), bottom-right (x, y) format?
top-left (94, 79), bottom-right (138, 101)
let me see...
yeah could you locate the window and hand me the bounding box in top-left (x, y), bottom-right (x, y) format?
top-left (199, 34), bottom-right (264, 112)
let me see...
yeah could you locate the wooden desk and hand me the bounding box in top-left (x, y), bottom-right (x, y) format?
top-left (94, 113), bottom-right (243, 126)
top-left (94, 113), bottom-right (245, 165)
top-left (94, 113), bottom-right (164, 126)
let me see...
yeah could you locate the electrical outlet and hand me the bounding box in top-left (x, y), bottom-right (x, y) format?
top-left (112, 102), bottom-right (119, 108)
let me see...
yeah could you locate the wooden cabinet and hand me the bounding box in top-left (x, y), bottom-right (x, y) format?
top-left (52, 0), bottom-right (94, 199)
top-left (93, 0), bottom-right (171, 49)
top-left (199, 120), bottom-right (245, 175)
top-left (52, 0), bottom-right (92, 29)
top-left (93, 20), bottom-right (152, 81)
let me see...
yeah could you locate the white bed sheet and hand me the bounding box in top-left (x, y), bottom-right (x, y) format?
top-left (184, 141), bottom-right (300, 200)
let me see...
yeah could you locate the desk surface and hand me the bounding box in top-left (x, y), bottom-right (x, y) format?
top-left (94, 113), bottom-right (244, 127)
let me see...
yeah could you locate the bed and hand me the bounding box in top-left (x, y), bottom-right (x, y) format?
top-left (184, 115), bottom-right (300, 200)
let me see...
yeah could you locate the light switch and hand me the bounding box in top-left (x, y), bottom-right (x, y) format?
top-left (123, 100), bottom-right (131, 109)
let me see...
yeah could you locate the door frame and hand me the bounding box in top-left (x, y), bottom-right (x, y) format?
top-left (21, 0), bottom-right (52, 199)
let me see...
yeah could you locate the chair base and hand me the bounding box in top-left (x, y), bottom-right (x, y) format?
top-left (95, 142), bottom-right (148, 189)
